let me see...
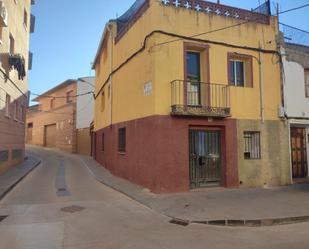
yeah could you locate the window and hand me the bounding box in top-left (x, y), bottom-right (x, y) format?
top-left (305, 70), bottom-right (309, 98)
top-left (230, 60), bottom-right (245, 87)
top-left (101, 91), bottom-right (105, 112)
top-left (27, 122), bottom-right (33, 128)
top-left (244, 132), bottom-right (261, 159)
top-left (186, 51), bottom-right (201, 106)
top-left (102, 133), bottom-right (104, 151)
top-left (5, 94), bottom-right (10, 116)
top-left (118, 127), bottom-right (126, 153)
top-left (0, 150), bottom-right (9, 163)
top-left (13, 100), bottom-right (17, 120)
top-left (50, 98), bottom-right (55, 109)
top-left (66, 91), bottom-right (73, 103)
top-left (9, 35), bottom-right (14, 55)
top-left (228, 53), bottom-right (253, 87)
top-left (24, 9), bottom-right (28, 28)
top-left (184, 43), bottom-right (210, 107)
top-left (19, 104), bottom-right (23, 121)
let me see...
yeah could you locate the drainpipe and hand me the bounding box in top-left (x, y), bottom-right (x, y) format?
top-left (107, 24), bottom-right (113, 127)
top-left (258, 43), bottom-right (265, 124)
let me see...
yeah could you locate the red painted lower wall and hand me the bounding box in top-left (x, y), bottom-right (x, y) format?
top-left (94, 115), bottom-right (238, 193)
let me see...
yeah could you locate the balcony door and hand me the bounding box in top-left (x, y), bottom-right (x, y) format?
top-left (186, 52), bottom-right (201, 106)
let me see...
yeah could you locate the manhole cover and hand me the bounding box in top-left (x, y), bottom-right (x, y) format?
top-left (0, 216), bottom-right (8, 222)
top-left (61, 205), bottom-right (85, 213)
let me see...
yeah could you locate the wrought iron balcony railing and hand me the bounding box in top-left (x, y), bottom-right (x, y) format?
top-left (171, 80), bottom-right (231, 118)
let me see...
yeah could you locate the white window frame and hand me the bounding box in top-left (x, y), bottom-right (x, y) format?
top-left (230, 59), bottom-right (246, 87)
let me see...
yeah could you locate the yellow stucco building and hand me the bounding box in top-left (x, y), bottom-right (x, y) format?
top-left (92, 0), bottom-right (291, 193)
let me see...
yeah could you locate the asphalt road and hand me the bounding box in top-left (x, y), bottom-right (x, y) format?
top-left (0, 146), bottom-right (308, 249)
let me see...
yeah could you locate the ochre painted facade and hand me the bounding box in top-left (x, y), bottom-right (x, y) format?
top-left (93, 0), bottom-right (291, 193)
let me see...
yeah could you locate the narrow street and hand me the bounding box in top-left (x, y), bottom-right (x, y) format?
top-left (0, 146), bottom-right (307, 249)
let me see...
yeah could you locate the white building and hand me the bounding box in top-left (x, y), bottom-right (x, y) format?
top-left (76, 76), bottom-right (95, 155)
top-left (282, 43), bottom-right (309, 181)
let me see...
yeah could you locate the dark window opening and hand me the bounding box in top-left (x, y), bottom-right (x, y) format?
top-left (186, 52), bottom-right (201, 106)
top-left (118, 128), bottom-right (126, 153)
top-left (27, 122), bottom-right (33, 128)
top-left (9, 35), bottom-right (14, 55)
top-left (66, 91), bottom-right (73, 103)
top-left (244, 132), bottom-right (261, 159)
top-left (24, 9), bottom-right (28, 27)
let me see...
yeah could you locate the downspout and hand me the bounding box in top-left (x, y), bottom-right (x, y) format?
top-left (107, 24), bottom-right (113, 127)
top-left (258, 43), bottom-right (265, 123)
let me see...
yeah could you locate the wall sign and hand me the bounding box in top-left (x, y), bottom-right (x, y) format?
top-left (144, 82), bottom-right (153, 96)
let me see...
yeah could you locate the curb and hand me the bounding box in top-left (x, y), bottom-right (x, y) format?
top-left (80, 157), bottom-right (309, 228)
top-left (0, 157), bottom-right (41, 201)
top-left (189, 215), bottom-right (309, 227)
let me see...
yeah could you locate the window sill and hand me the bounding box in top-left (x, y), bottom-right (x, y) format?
top-left (118, 152), bottom-right (126, 155)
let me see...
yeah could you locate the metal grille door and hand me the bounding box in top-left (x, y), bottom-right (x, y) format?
top-left (189, 130), bottom-right (221, 188)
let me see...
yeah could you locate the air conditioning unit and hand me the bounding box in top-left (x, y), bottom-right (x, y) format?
top-left (0, 1), bottom-right (8, 27)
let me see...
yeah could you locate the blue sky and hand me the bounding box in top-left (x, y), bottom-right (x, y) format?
top-left (29, 0), bottom-right (309, 99)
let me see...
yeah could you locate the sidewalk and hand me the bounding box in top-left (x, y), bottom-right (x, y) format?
top-left (78, 154), bottom-right (309, 226)
top-left (0, 154), bottom-right (41, 200)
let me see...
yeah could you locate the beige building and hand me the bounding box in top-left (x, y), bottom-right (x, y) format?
top-left (0, 0), bottom-right (35, 174)
top-left (26, 77), bottom-right (95, 155)
top-left (26, 80), bottom-right (78, 153)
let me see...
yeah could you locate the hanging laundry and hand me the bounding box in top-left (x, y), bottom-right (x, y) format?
top-left (8, 54), bottom-right (26, 80)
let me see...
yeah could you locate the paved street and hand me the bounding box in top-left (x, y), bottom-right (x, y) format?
top-left (0, 147), bottom-right (308, 249)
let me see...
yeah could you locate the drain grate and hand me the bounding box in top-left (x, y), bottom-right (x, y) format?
top-left (61, 205), bottom-right (85, 213)
top-left (0, 216), bottom-right (8, 222)
top-left (169, 219), bottom-right (189, 226)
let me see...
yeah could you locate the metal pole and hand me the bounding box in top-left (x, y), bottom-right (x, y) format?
top-left (258, 43), bottom-right (265, 124)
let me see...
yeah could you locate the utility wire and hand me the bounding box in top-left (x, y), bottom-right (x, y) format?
top-left (30, 91), bottom-right (94, 99)
top-left (278, 3), bottom-right (309, 15)
top-left (279, 22), bottom-right (309, 35)
top-left (150, 19), bottom-right (252, 49)
top-left (96, 2), bottom-right (309, 97)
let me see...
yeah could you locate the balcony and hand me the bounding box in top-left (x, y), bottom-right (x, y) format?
top-left (171, 80), bottom-right (231, 118)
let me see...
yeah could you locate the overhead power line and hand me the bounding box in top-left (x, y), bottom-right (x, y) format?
top-left (30, 91), bottom-right (94, 99)
top-left (150, 18), bottom-right (253, 49)
top-left (278, 3), bottom-right (309, 15)
top-left (279, 22), bottom-right (309, 35)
